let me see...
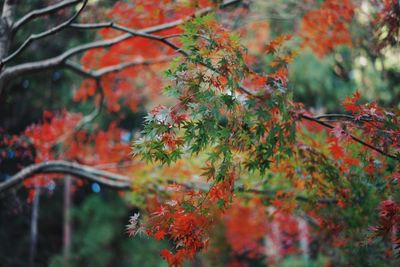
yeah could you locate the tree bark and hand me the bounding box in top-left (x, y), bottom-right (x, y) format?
top-left (0, 0), bottom-right (16, 61)
top-left (28, 186), bottom-right (40, 267)
top-left (63, 175), bottom-right (72, 266)
top-left (0, 0), bottom-right (16, 96)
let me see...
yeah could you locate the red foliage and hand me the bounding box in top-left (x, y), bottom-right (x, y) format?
top-left (25, 111), bottom-right (82, 162)
top-left (342, 91), bottom-right (361, 113)
top-left (300, 0), bottom-right (354, 57)
top-left (75, 0), bottom-right (219, 112)
top-left (329, 141), bottom-right (345, 160)
top-left (373, 0), bottom-right (400, 51)
top-left (147, 198), bottom-right (211, 267)
top-left (66, 122), bottom-right (132, 167)
top-left (342, 91), bottom-right (400, 157)
top-left (224, 198), bottom-right (268, 258)
top-left (371, 199), bottom-right (400, 241)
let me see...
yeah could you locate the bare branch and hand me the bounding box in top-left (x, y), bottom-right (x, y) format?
top-left (0, 159), bottom-right (335, 206)
top-left (0, 0), bottom-right (243, 92)
top-left (0, 160), bottom-right (132, 193)
top-left (65, 55), bottom-right (175, 79)
top-left (2, 0), bottom-right (88, 64)
top-left (112, 23), bottom-right (189, 55)
top-left (313, 113), bottom-right (378, 123)
top-left (69, 21), bottom-right (113, 29)
top-left (12, 0), bottom-right (83, 34)
top-left (314, 114), bottom-right (355, 120)
top-left (73, 20), bottom-right (260, 106)
top-left (233, 82), bottom-right (399, 160)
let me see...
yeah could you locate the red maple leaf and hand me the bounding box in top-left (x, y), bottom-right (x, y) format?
top-left (329, 142), bottom-right (345, 160)
top-left (154, 229), bottom-right (166, 240)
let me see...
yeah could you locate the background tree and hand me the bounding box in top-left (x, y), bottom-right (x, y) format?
top-left (0, 0), bottom-right (399, 266)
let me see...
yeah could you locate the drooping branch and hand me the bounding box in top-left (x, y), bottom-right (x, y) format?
top-left (2, 0), bottom-right (88, 64)
top-left (0, 160), bottom-right (335, 204)
top-left (0, 160), bottom-right (132, 193)
top-left (11, 0), bottom-right (83, 34)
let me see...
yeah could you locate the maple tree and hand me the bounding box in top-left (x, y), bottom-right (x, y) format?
top-left (0, 0), bottom-right (399, 266)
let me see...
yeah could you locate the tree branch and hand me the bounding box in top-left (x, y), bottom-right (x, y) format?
top-left (314, 114), bottom-right (355, 120)
top-left (65, 55), bottom-right (175, 79)
top-left (232, 76), bottom-right (399, 161)
top-left (300, 114), bottom-right (399, 160)
top-left (0, 160), bottom-right (131, 193)
top-left (119, 24), bottom-right (399, 161)
top-left (105, 24), bottom-right (260, 97)
top-left (2, 0), bottom-right (88, 64)
top-left (11, 0), bottom-right (83, 34)
top-left (0, 160), bottom-right (336, 205)
top-left (0, 0), bottom-right (243, 93)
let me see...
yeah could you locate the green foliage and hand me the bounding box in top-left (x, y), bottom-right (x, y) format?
top-left (49, 193), bottom-right (167, 267)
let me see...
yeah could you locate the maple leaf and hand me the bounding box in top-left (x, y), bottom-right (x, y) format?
top-left (329, 142), bottom-right (345, 160)
top-left (342, 91), bottom-right (361, 113)
top-left (126, 213), bottom-right (143, 237)
top-left (154, 229), bottom-right (166, 240)
top-left (265, 34), bottom-right (292, 54)
top-left (160, 249), bottom-right (173, 262)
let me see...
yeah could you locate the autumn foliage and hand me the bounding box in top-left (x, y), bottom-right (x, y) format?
top-left (1, 0), bottom-right (400, 266)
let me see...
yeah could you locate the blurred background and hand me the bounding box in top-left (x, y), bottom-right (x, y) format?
top-left (0, 0), bottom-right (399, 266)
